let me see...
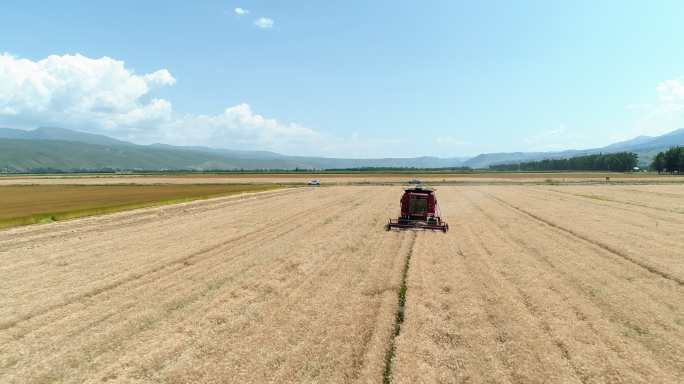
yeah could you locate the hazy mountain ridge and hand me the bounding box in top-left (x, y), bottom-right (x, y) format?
top-left (464, 128), bottom-right (684, 168)
top-left (0, 127), bottom-right (468, 171)
top-left (0, 139), bottom-right (311, 171)
top-left (0, 127), bottom-right (132, 147)
top-left (1, 127), bottom-right (684, 171)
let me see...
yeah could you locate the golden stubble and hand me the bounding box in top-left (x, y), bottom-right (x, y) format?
top-left (1, 185), bottom-right (683, 383)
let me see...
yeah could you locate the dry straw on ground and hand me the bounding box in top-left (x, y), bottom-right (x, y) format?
top-left (1, 185), bottom-right (683, 383)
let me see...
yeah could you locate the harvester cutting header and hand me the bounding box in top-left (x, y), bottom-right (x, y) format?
top-left (387, 186), bottom-right (449, 232)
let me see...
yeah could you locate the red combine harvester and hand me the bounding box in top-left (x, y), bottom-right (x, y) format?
top-left (387, 186), bottom-right (449, 232)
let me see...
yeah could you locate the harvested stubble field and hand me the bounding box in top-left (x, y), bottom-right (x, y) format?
top-left (0, 171), bottom-right (678, 186)
top-left (1, 185), bottom-right (683, 383)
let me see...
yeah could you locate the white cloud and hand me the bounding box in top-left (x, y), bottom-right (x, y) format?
top-left (254, 17), bottom-right (274, 29)
top-left (0, 53), bottom-right (175, 136)
top-left (0, 53), bottom-right (322, 153)
top-left (523, 125), bottom-right (592, 151)
top-left (656, 77), bottom-right (684, 112)
top-left (625, 76), bottom-right (684, 137)
top-left (162, 103), bottom-right (321, 152)
top-left (0, 52), bottom-right (422, 157)
top-left (234, 7), bottom-right (249, 16)
top-left (143, 69), bottom-right (176, 86)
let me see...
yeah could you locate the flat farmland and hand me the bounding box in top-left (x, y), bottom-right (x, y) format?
top-left (0, 171), bottom-right (678, 186)
top-left (0, 184), bottom-right (281, 229)
top-left (1, 185), bottom-right (684, 383)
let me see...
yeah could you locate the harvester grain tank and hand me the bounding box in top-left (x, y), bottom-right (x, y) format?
top-left (387, 186), bottom-right (449, 232)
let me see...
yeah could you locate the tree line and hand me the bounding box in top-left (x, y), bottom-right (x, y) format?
top-left (322, 166), bottom-right (473, 172)
top-left (489, 152), bottom-right (638, 172)
top-left (650, 147), bottom-right (684, 173)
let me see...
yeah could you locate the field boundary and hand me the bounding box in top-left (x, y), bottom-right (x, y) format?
top-left (0, 184), bottom-right (285, 231)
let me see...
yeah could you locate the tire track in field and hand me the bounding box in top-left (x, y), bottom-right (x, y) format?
top-left (261, 206), bottom-right (407, 383)
top-left (620, 187), bottom-right (684, 199)
top-left (0, 189), bottom-right (312, 294)
top-left (1, 210), bottom-right (294, 332)
top-left (10, 189), bottom-right (385, 381)
top-left (392, 188), bottom-right (681, 383)
top-left (0, 188), bottom-right (303, 278)
top-left (483, 191), bottom-right (684, 286)
top-left (0, 187), bottom-right (302, 251)
top-left (461, 192), bottom-right (679, 382)
top-left (516, 188), bottom-right (684, 269)
top-left (230, 199), bottom-right (402, 382)
top-left (62, 188), bottom-right (399, 384)
top-left (466, 190), bottom-right (684, 380)
top-left (382, 230), bottom-right (417, 384)
top-left (442, 236), bottom-right (519, 384)
top-left (0, 190), bottom-right (360, 333)
top-left (0, 189), bottom-right (377, 384)
top-left (355, 232), bottom-right (411, 382)
top-left (458, 195), bottom-right (589, 383)
top-left (392, 216), bottom-right (523, 383)
top-left (404, 230), bottom-right (515, 383)
top-left (394, 187), bottom-right (684, 383)
top-left (3, 208), bottom-right (307, 335)
top-left (538, 188), bottom-right (684, 219)
top-left (465, 191), bottom-right (683, 312)
top-left (448, 209), bottom-right (585, 384)
top-left (479, 244), bottom-right (587, 383)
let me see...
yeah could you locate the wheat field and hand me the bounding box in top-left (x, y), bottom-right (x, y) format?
top-left (0, 172), bottom-right (672, 186)
top-left (1, 185), bottom-right (683, 383)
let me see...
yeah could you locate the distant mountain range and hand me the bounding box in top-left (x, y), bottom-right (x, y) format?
top-left (0, 126), bottom-right (132, 147)
top-left (0, 127), bottom-right (468, 171)
top-left (462, 128), bottom-right (684, 169)
top-left (1, 126), bottom-right (683, 172)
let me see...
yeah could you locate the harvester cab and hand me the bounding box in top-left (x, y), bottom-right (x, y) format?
top-left (387, 186), bottom-right (449, 232)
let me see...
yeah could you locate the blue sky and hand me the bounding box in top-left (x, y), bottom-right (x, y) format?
top-left (1, 1), bottom-right (684, 157)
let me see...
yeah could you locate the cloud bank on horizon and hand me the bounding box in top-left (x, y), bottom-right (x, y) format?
top-left (0, 52), bottom-right (682, 156)
top-left (0, 52), bottom-right (403, 156)
top-left (0, 53), bottom-right (318, 152)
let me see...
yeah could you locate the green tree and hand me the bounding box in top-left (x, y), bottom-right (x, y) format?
top-left (490, 152), bottom-right (638, 172)
top-left (665, 148), bottom-right (677, 173)
top-left (651, 152), bottom-right (665, 173)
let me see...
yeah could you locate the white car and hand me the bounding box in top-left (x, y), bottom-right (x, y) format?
top-left (308, 179), bottom-right (321, 186)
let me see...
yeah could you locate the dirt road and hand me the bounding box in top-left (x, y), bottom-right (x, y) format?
top-left (2, 185), bottom-right (683, 383)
